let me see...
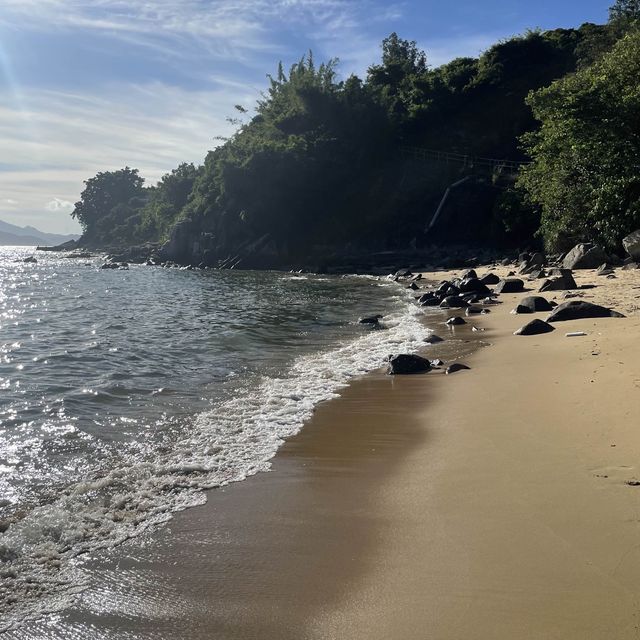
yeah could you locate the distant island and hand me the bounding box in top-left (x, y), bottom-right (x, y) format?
top-left (63, 0), bottom-right (640, 271)
top-left (0, 219), bottom-right (79, 247)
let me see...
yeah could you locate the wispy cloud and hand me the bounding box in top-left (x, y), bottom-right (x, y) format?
top-left (0, 81), bottom-right (250, 232)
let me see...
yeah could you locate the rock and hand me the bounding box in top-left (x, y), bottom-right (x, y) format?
top-left (421, 298), bottom-right (441, 307)
top-left (430, 359), bottom-right (445, 367)
top-left (495, 278), bottom-right (525, 294)
top-left (359, 315), bottom-right (383, 325)
top-left (410, 274), bottom-right (423, 281)
top-left (446, 316), bottom-right (467, 326)
top-left (562, 243), bottom-right (608, 269)
top-left (100, 262), bottom-right (119, 270)
top-left (436, 281), bottom-right (460, 297)
top-left (458, 278), bottom-right (492, 295)
top-left (539, 271), bottom-right (578, 292)
top-left (465, 306), bottom-right (483, 315)
top-left (514, 319), bottom-right (556, 336)
top-left (516, 296), bottom-right (554, 313)
top-left (440, 296), bottom-right (469, 309)
top-left (388, 354), bottom-right (432, 375)
top-left (596, 263), bottom-right (614, 276)
top-left (418, 293), bottom-right (437, 304)
top-left (394, 269), bottom-right (412, 278)
top-left (22, 256), bottom-right (37, 263)
top-left (500, 258), bottom-right (512, 266)
top-left (519, 252), bottom-right (545, 274)
top-left (622, 229), bottom-right (640, 260)
top-left (424, 334), bottom-right (444, 344)
top-left (446, 363), bottom-right (471, 375)
top-left (407, 282), bottom-right (420, 290)
top-left (622, 262), bottom-right (639, 270)
top-left (461, 269), bottom-right (478, 280)
top-left (518, 252), bottom-right (531, 264)
top-left (479, 272), bottom-right (500, 285)
top-left (546, 301), bottom-right (625, 322)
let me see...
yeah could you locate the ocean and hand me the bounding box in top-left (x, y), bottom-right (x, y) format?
top-left (0, 246), bottom-right (431, 629)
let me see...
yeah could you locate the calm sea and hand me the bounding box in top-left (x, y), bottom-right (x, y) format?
top-left (0, 246), bottom-right (431, 628)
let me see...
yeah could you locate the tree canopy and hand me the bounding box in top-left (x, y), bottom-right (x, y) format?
top-left (72, 5), bottom-right (640, 261)
top-left (519, 29), bottom-right (640, 251)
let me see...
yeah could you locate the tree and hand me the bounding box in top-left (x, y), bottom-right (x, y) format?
top-left (72, 167), bottom-right (144, 242)
top-left (519, 30), bottom-right (640, 251)
top-left (609, 0), bottom-right (640, 22)
top-left (367, 33), bottom-right (428, 121)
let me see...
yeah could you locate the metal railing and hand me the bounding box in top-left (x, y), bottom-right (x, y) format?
top-left (401, 145), bottom-right (530, 175)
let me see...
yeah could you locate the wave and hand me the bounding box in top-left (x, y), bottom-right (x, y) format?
top-left (0, 284), bottom-right (432, 631)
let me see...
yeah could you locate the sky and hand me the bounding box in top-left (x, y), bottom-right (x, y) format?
top-left (0, 0), bottom-right (612, 234)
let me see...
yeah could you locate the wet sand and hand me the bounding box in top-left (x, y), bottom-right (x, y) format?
top-left (11, 265), bottom-right (640, 639)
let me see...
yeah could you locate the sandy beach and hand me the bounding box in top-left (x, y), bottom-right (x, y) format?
top-left (10, 264), bottom-right (640, 639)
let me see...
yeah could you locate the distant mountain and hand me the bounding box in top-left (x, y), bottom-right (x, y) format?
top-left (0, 219), bottom-right (80, 246)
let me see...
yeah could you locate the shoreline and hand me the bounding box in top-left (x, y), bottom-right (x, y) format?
top-left (9, 263), bottom-right (640, 638)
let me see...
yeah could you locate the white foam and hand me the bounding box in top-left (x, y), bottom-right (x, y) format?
top-left (0, 282), bottom-right (433, 630)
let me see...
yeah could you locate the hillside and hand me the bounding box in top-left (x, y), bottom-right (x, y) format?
top-left (0, 219), bottom-right (79, 246)
top-left (67, 2), bottom-right (640, 269)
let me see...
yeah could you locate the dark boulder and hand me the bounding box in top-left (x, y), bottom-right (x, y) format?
top-left (514, 319), bottom-right (556, 336)
top-left (418, 293), bottom-right (437, 304)
top-left (436, 281), bottom-right (460, 297)
top-left (461, 269), bottom-right (477, 280)
top-left (465, 306), bottom-right (483, 315)
top-left (440, 296), bottom-right (469, 309)
top-left (622, 262), bottom-right (639, 270)
top-left (495, 278), bottom-right (525, 294)
top-left (388, 354), bottom-right (432, 375)
top-left (480, 272), bottom-right (500, 285)
top-left (459, 278), bottom-right (492, 295)
top-left (562, 243), bottom-right (608, 269)
top-left (359, 315), bottom-right (383, 325)
top-left (421, 298), bottom-right (441, 307)
top-left (407, 282), bottom-right (420, 290)
top-left (539, 271), bottom-right (577, 292)
top-left (446, 316), bottom-right (467, 326)
top-left (100, 262), bottom-right (119, 270)
top-left (394, 269), bottom-right (412, 278)
top-left (446, 363), bottom-right (471, 375)
top-left (517, 296), bottom-right (554, 313)
top-left (547, 301), bottom-right (625, 322)
top-left (424, 334), bottom-right (444, 344)
top-left (622, 229), bottom-right (640, 261)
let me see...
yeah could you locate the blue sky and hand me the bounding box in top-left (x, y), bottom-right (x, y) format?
top-left (0, 0), bottom-right (611, 233)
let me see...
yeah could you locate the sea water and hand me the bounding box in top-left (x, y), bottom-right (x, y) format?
top-left (0, 246), bottom-right (432, 628)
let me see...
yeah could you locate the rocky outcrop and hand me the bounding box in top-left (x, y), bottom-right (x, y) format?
top-left (562, 243), bottom-right (608, 269)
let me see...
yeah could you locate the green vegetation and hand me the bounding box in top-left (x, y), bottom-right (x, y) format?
top-left (520, 28), bottom-right (640, 251)
top-left (72, 3), bottom-right (640, 263)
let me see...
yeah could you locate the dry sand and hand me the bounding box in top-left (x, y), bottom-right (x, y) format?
top-left (11, 265), bottom-right (640, 640)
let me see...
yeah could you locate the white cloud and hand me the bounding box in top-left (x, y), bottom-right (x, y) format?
top-left (45, 198), bottom-right (74, 212)
top-left (0, 81), bottom-right (253, 233)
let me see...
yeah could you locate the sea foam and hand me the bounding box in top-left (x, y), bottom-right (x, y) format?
top-left (0, 277), bottom-right (432, 630)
